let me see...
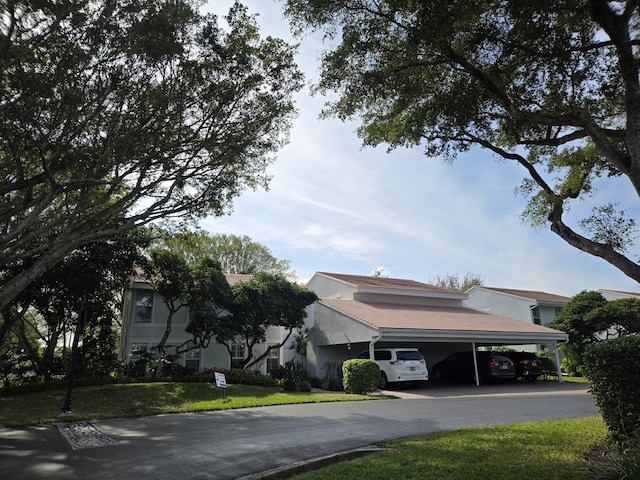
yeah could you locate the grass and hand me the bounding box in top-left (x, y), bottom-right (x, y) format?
top-left (0, 383), bottom-right (381, 427)
top-left (290, 417), bottom-right (608, 480)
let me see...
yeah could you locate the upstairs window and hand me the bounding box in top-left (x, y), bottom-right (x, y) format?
top-left (135, 291), bottom-right (153, 323)
top-left (532, 306), bottom-right (541, 325)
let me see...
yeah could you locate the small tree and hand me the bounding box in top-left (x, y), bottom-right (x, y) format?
top-left (548, 290), bottom-right (640, 373)
top-left (220, 273), bottom-right (318, 369)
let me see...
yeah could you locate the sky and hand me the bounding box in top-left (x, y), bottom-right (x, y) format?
top-left (200, 1), bottom-right (640, 297)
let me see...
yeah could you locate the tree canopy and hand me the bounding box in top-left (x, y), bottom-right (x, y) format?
top-left (429, 272), bottom-right (484, 292)
top-left (220, 272), bottom-right (318, 369)
top-left (283, 0), bottom-right (640, 284)
top-left (0, 0), bottom-right (303, 312)
top-left (158, 230), bottom-right (295, 278)
top-left (548, 290), bottom-right (640, 369)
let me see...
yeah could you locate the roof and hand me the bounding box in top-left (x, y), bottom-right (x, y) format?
top-left (315, 272), bottom-right (459, 295)
top-left (599, 289), bottom-right (640, 298)
top-left (471, 286), bottom-right (571, 304)
top-left (320, 299), bottom-right (563, 335)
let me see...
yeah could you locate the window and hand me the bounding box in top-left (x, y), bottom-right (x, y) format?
top-left (532, 306), bottom-right (541, 325)
top-left (130, 344), bottom-right (149, 359)
top-left (135, 291), bottom-right (153, 323)
top-left (231, 343), bottom-right (245, 369)
top-left (185, 349), bottom-right (201, 372)
top-left (266, 344), bottom-right (280, 373)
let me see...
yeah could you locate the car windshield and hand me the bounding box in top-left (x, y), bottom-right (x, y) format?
top-left (396, 351), bottom-right (423, 361)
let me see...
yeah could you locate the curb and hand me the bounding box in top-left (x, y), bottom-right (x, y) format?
top-left (236, 446), bottom-right (389, 480)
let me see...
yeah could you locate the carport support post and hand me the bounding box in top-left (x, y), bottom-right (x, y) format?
top-left (471, 342), bottom-right (480, 387)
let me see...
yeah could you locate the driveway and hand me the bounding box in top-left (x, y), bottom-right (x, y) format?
top-left (0, 382), bottom-right (598, 480)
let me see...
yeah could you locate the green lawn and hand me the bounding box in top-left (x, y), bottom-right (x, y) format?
top-left (290, 417), bottom-right (607, 480)
top-left (0, 383), bottom-right (381, 427)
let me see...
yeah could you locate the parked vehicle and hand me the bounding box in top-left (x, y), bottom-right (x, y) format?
top-left (356, 348), bottom-right (429, 388)
top-left (498, 351), bottom-right (544, 381)
top-left (431, 351), bottom-right (516, 384)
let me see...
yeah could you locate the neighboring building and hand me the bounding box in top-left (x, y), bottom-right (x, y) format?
top-left (598, 289), bottom-right (640, 301)
top-left (304, 273), bottom-right (567, 382)
top-left (463, 286), bottom-right (572, 352)
top-left (119, 273), bottom-right (298, 374)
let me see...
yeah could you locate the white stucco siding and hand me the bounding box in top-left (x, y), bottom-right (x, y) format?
top-left (306, 274), bottom-right (356, 299)
top-left (313, 303), bottom-right (379, 346)
top-left (465, 289), bottom-right (533, 323)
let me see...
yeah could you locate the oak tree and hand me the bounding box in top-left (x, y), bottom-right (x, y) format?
top-left (0, 0), bottom-right (303, 312)
top-left (284, 0), bottom-right (640, 283)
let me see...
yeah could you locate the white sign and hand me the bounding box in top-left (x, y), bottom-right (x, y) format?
top-left (214, 372), bottom-right (227, 388)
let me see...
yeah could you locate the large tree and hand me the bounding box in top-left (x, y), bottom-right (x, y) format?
top-left (284, 1), bottom-right (640, 283)
top-left (159, 230), bottom-right (295, 278)
top-left (0, 0), bottom-right (303, 312)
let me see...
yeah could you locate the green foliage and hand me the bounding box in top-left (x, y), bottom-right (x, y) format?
top-left (429, 272), bottom-right (484, 292)
top-left (227, 273), bottom-right (318, 369)
top-left (160, 230), bottom-right (295, 279)
top-left (584, 435), bottom-right (640, 480)
top-left (549, 291), bottom-right (640, 374)
top-left (583, 336), bottom-right (640, 442)
top-left (269, 360), bottom-right (308, 391)
top-left (1, 0), bottom-right (303, 313)
top-left (283, 0), bottom-right (640, 285)
top-left (342, 359), bottom-right (379, 394)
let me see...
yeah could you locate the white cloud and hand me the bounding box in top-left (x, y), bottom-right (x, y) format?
top-left (201, 0), bottom-right (640, 297)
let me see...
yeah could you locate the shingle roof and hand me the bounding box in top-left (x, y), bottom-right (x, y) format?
top-left (474, 286), bottom-right (571, 303)
top-left (316, 272), bottom-right (459, 295)
top-left (319, 299), bottom-right (563, 334)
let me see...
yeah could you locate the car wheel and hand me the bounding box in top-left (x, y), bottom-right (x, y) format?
top-left (380, 372), bottom-right (389, 389)
top-left (433, 369), bottom-right (442, 381)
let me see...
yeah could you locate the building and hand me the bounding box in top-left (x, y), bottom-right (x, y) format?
top-left (304, 273), bottom-right (567, 382)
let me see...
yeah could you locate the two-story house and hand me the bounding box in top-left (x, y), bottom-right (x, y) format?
top-left (119, 272), bottom-right (296, 373)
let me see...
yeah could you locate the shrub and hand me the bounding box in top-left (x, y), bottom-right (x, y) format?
top-left (342, 359), bottom-right (379, 394)
top-left (269, 360), bottom-right (307, 391)
top-left (583, 336), bottom-right (640, 442)
top-left (321, 377), bottom-right (344, 391)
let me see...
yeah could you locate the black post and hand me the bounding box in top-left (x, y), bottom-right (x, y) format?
top-left (60, 299), bottom-right (87, 417)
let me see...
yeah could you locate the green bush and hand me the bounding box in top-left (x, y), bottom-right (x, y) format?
top-left (269, 360), bottom-right (307, 391)
top-left (583, 336), bottom-right (640, 442)
top-left (321, 377), bottom-right (344, 391)
top-left (342, 359), bottom-right (379, 394)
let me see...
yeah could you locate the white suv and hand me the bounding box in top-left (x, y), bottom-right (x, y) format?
top-left (356, 348), bottom-right (429, 388)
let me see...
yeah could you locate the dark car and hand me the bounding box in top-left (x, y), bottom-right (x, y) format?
top-left (431, 351), bottom-right (516, 384)
top-left (498, 351), bottom-right (544, 382)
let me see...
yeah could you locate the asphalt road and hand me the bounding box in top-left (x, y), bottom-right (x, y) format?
top-left (0, 382), bottom-right (599, 480)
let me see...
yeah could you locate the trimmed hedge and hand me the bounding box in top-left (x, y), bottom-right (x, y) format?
top-left (583, 336), bottom-right (640, 442)
top-left (342, 359), bottom-right (379, 394)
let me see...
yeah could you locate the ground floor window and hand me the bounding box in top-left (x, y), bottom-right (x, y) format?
top-left (130, 343), bottom-right (149, 357)
top-left (231, 343), bottom-right (245, 369)
top-left (184, 348), bottom-right (201, 372)
top-left (266, 344), bottom-right (280, 373)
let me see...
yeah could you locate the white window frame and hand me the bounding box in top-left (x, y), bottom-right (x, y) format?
top-left (266, 344), bottom-right (280, 374)
top-left (230, 343), bottom-right (245, 369)
top-left (134, 291), bottom-right (153, 323)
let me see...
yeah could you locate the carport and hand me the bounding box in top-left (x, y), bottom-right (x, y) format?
top-left (308, 299), bottom-right (569, 385)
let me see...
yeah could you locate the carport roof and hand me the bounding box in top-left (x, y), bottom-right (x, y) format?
top-left (319, 298), bottom-right (568, 344)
